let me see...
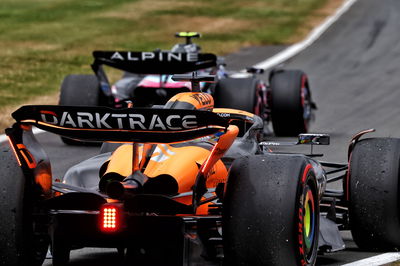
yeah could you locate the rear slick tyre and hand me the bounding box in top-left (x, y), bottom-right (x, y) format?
top-left (59, 74), bottom-right (100, 145)
top-left (349, 138), bottom-right (400, 251)
top-left (51, 238), bottom-right (70, 266)
top-left (223, 154), bottom-right (319, 266)
top-left (214, 78), bottom-right (258, 113)
top-left (0, 143), bottom-right (48, 266)
top-left (270, 70), bottom-right (312, 136)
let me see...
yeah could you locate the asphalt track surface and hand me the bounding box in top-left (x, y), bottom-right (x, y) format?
top-left (24, 0), bottom-right (400, 265)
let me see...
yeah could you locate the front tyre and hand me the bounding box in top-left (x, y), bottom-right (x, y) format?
top-left (223, 154), bottom-right (319, 265)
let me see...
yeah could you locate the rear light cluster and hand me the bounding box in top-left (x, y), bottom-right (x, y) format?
top-left (103, 207), bottom-right (117, 229)
top-left (100, 204), bottom-right (122, 232)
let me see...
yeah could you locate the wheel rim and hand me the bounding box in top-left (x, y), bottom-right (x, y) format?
top-left (303, 187), bottom-right (316, 257)
top-left (298, 164), bottom-right (318, 265)
top-left (298, 182), bottom-right (318, 265)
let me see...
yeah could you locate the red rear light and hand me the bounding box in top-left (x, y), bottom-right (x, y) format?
top-left (103, 207), bottom-right (117, 229)
top-left (100, 204), bottom-right (123, 232)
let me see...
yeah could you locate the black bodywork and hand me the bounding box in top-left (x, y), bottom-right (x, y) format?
top-left (91, 51), bottom-right (220, 107)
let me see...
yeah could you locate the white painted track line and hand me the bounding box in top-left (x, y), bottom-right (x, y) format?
top-left (342, 252), bottom-right (400, 266)
top-left (253, 0), bottom-right (358, 70)
top-left (0, 132), bottom-right (8, 143)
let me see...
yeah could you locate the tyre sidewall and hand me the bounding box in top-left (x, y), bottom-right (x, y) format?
top-left (214, 77), bottom-right (258, 113)
top-left (59, 74), bottom-right (100, 106)
top-left (223, 154), bottom-right (319, 265)
top-left (59, 74), bottom-right (101, 145)
top-left (270, 70), bottom-right (309, 136)
top-left (0, 143), bottom-right (47, 266)
top-left (349, 138), bottom-right (400, 250)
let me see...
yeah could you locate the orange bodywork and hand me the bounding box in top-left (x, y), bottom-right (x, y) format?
top-left (168, 92), bottom-right (214, 110)
top-left (213, 108), bottom-right (255, 118)
top-left (104, 92), bottom-right (240, 214)
top-left (105, 143), bottom-right (228, 194)
top-left (103, 131), bottom-right (235, 215)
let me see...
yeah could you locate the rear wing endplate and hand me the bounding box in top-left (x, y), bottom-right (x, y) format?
top-left (12, 105), bottom-right (228, 143)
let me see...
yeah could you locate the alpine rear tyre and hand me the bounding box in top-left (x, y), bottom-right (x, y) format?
top-left (270, 70), bottom-right (312, 136)
top-left (214, 78), bottom-right (258, 113)
top-left (59, 74), bottom-right (100, 145)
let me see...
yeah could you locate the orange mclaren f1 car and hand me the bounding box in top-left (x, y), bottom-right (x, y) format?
top-left (1, 74), bottom-right (400, 266)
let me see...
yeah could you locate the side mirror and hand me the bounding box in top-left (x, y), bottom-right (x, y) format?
top-left (298, 134), bottom-right (330, 145)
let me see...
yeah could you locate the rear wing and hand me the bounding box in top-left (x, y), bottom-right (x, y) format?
top-left (92, 51), bottom-right (217, 74)
top-left (12, 105), bottom-right (228, 143)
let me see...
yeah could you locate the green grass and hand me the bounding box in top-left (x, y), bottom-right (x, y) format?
top-left (0, 0), bottom-right (328, 108)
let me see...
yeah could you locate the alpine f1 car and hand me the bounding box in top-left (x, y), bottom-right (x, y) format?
top-left (59, 32), bottom-right (316, 145)
top-left (2, 71), bottom-right (398, 266)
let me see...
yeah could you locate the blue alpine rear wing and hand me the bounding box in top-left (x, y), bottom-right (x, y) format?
top-left (92, 51), bottom-right (217, 74)
top-left (12, 105), bottom-right (228, 143)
